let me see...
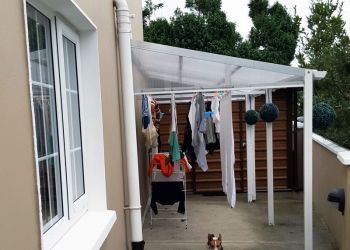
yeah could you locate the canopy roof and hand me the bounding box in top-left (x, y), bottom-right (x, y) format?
top-left (131, 40), bottom-right (326, 95)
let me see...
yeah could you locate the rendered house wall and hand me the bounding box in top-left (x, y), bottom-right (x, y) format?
top-left (0, 1), bottom-right (41, 249)
top-left (313, 140), bottom-right (350, 250)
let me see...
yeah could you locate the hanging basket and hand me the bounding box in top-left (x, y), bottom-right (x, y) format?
top-left (244, 110), bottom-right (259, 125)
top-left (313, 102), bottom-right (336, 130)
top-left (259, 103), bottom-right (279, 122)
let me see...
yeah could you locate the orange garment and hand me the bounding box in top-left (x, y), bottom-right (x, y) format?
top-left (149, 154), bottom-right (191, 177)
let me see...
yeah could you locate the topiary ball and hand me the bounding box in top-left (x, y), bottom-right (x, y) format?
top-left (244, 110), bottom-right (259, 125)
top-left (259, 103), bottom-right (279, 122)
top-left (313, 102), bottom-right (336, 130)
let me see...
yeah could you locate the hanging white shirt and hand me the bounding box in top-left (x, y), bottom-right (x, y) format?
top-left (188, 97), bottom-right (196, 141)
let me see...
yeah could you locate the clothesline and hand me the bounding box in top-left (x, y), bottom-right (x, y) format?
top-left (133, 83), bottom-right (301, 96)
top-left (156, 97), bottom-right (245, 104)
top-left (135, 90), bottom-right (266, 104)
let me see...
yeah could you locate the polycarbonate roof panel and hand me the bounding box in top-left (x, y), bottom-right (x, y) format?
top-left (131, 40), bottom-right (307, 94)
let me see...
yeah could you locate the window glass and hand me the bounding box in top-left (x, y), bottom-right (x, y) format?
top-left (62, 37), bottom-right (85, 201)
top-left (27, 4), bottom-right (63, 232)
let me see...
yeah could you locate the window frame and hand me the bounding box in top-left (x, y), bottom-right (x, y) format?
top-left (56, 17), bottom-right (89, 219)
top-left (24, 0), bottom-right (89, 248)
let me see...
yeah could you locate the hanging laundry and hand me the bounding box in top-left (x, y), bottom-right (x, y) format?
top-left (149, 153), bottom-right (192, 177)
top-left (142, 94), bottom-right (150, 129)
top-left (188, 97), bottom-right (196, 143)
top-left (182, 114), bottom-right (197, 165)
top-left (150, 98), bottom-right (162, 152)
top-left (169, 94), bottom-right (180, 161)
top-left (204, 111), bottom-right (213, 118)
top-left (191, 93), bottom-right (208, 172)
top-left (142, 95), bottom-right (158, 150)
top-left (219, 92), bottom-right (236, 208)
top-left (211, 96), bottom-right (221, 133)
top-left (150, 182), bottom-right (185, 215)
top-left (205, 101), bottom-right (216, 145)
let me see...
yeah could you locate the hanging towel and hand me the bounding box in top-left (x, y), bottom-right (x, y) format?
top-left (169, 131), bottom-right (180, 161)
top-left (169, 94), bottom-right (180, 161)
top-left (219, 93), bottom-right (236, 208)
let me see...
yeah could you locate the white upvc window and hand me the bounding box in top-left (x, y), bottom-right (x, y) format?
top-left (26, 2), bottom-right (90, 248)
top-left (25, 0), bottom-right (116, 248)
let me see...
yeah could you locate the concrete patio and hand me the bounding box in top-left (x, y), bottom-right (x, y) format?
top-left (143, 192), bottom-right (337, 250)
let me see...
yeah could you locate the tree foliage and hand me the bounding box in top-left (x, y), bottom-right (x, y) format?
top-left (144, 0), bottom-right (242, 56)
top-left (297, 0), bottom-right (350, 148)
top-left (143, 0), bottom-right (301, 65)
top-left (143, 0), bottom-right (164, 27)
top-left (241, 0), bottom-right (301, 64)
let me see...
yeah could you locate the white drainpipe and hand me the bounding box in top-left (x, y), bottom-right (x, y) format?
top-left (113, 0), bottom-right (144, 249)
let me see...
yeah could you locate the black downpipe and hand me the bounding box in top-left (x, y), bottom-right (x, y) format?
top-left (132, 241), bottom-right (145, 250)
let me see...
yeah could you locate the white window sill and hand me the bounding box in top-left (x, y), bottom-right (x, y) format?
top-left (52, 210), bottom-right (116, 250)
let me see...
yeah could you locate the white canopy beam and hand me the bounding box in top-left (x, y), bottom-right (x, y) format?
top-left (133, 83), bottom-right (303, 96)
top-left (266, 89), bottom-right (275, 226)
top-left (246, 95), bottom-right (256, 203)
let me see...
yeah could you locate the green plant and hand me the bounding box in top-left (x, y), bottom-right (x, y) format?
top-left (259, 103), bottom-right (279, 122)
top-left (244, 110), bottom-right (259, 125)
top-left (313, 102), bottom-right (336, 130)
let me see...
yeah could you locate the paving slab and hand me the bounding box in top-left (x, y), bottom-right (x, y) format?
top-left (143, 192), bottom-right (337, 250)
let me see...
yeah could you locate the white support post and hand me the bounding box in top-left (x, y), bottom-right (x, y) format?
top-left (251, 97), bottom-right (256, 201)
top-left (245, 95), bottom-right (256, 202)
top-left (304, 71), bottom-right (313, 250)
top-left (266, 89), bottom-right (274, 226)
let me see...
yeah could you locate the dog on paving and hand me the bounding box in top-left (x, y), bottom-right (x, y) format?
top-left (207, 234), bottom-right (223, 250)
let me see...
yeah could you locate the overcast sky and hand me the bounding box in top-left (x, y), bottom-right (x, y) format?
top-left (144, 0), bottom-right (350, 39)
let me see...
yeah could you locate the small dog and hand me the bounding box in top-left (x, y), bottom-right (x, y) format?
top-left (207, 234), bottom-right (223, 250)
